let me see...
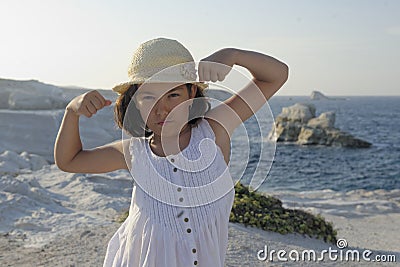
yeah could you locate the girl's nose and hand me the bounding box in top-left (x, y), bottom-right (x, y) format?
top-left (154, 97), bottom-right (170, 116)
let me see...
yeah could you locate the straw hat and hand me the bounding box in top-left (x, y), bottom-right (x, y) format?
top-left (112, 38), bottom-right (208, 94)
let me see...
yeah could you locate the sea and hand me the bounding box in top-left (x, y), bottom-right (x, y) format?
top-left (226, 96), bottom-right (400, 193)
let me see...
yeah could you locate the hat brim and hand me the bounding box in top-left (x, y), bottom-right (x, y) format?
top-left (112, 80), bottom-right (209, 95)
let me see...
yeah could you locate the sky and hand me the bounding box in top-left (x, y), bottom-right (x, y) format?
top-left (0, 0), bottom-right (399, 96)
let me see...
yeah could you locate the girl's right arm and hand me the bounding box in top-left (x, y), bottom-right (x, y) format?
top-left (54, 90), bottom-right (129, 173)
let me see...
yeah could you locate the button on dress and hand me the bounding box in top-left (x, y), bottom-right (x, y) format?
top-left (103, 119), bottom-right (235, 267)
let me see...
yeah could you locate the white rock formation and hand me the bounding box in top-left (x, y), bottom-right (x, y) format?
top-left (0, 79), bottom-right (68, 109)
top-left (310, 91), bottom-right (330, 100)
top-left (277, 103), bottom-right (316, 123)
top-left (310, 90), bottom-right (346, 101)
top-left (0, 151), bottom-right (48, 175)
top-left (270, 103), bottom-right (371, 148)
top-left (307, 111), bottom-right (336, 129)
top-left (0, 107), bottom-right (120, 162)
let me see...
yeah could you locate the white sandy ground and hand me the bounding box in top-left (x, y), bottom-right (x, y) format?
top-left (0, 166), bottom-right (399, 266)
top-left (268, 189), bottom-right (400, 253)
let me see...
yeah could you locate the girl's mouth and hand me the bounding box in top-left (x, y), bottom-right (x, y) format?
top-left (157, 120), bottom-right (172, 125)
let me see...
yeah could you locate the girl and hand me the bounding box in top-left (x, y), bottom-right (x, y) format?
top-left (54, 38), bottom-right (288, 267)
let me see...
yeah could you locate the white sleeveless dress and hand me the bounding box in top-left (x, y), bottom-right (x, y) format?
top-left (103, 118), bottom-right (235, 267)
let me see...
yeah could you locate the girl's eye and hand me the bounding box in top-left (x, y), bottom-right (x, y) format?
top-left (169, 93), bottom-right (180, 98)
top-left (142, 96), bottom-right (155, 101)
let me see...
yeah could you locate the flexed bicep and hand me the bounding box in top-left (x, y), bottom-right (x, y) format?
top-left (201, 48), bottom-right (288, 135)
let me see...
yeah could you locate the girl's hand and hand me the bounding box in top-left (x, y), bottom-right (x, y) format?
top-left (198, 48), bottom-right (238, 82)
top-left (66, 90), bottom-right (112, 118)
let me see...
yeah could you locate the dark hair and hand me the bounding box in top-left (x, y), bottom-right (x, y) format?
top-left (114, 83), bottom-right (210, 137)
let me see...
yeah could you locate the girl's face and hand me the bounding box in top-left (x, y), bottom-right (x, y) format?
top-left (134, 83), bottom-right (196, 137)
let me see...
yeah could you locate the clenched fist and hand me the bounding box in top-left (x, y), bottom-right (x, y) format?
top-left (66, 90), bottom-right (112, 118)
top-left (198, 48), bottom-right (237, 83)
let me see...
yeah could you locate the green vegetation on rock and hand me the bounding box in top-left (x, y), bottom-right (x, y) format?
top-left (231, 182), bottom-right (337, 243)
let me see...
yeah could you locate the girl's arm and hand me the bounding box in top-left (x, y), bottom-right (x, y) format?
top-left (201, 48), bottom-right (289, 135)
top-left (54, 90), bottom-right (129, 173)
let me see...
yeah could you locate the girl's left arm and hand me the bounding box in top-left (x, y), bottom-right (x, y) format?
top-left (201, 48), bottom-right (288, 134)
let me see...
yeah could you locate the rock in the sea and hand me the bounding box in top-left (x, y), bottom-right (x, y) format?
top-left (270, 103), bottom-right (371, 148)
top-left (324, 129), bottom-right (371, 148)
top-left (310, 90), bottom-right (346, 101)
top-left (277, 103), bottom-right (316, 123)
top-left (307, 111), bottom-right (335, 129)
top-left (269, 103), bottom-right (316, 142)
top-left (297, 126), bottom-right (327, 145)
top-left (310, 90), bottom-right (330, 100)
top-left (271, 121), bottom-right (303, 142)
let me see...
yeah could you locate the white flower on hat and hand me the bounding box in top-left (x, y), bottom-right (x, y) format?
top-left (180, 62), bottom-right (197, 81)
